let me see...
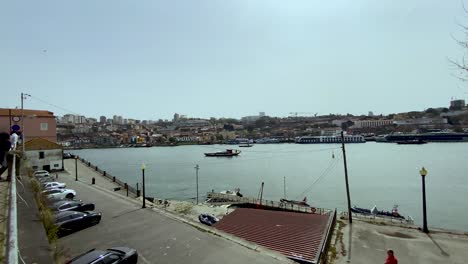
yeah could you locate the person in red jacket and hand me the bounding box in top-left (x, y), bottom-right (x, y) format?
top-left (385, 249), bottom-right (398, 264)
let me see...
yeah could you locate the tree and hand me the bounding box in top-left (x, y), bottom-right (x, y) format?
top-left (168, 137), bottom-right (176, 143)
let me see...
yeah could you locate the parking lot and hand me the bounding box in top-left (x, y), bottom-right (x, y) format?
top-left (55, 163), bottom-right (288, 264)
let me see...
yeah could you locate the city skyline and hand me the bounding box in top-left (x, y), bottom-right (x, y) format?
top-left (1, 0), bottom-right (467, 120)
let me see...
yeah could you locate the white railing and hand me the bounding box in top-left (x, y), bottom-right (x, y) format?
top-left (7, 154), bottom-right (18, 264)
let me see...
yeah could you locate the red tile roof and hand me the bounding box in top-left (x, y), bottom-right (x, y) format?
top-left (215, 208), bottom-right (332, 263)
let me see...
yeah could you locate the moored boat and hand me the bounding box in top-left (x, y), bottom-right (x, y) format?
top-left (396, 139), bottom-right (427, 145)
top-left (351, 205), bottom-right (407, 220)
top-left (204, 149), bottom-right (241, 157)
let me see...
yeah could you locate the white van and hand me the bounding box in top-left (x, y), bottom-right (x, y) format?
top-left (34, 170), bottom-right (50, 177)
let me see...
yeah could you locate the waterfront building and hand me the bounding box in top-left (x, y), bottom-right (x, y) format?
top-left (99, 116), bottom-right (106, 123)
top-left (450, 99), bottom-right (466, 110)
top-left (352, 119), bottom-right (394, 128)
top-left (24, 137), bottom-right (63, 171)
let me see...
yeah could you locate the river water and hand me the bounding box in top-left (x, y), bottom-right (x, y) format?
top-left (71, 142), bottom-right (468, 231)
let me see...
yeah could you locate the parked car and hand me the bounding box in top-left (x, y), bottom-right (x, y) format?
top-left (51, 200), bottom-right (95, 213)
top-left (37, 176), bottom-right (55, 183)
top-left (34, 170), bottom-right (50, 177)
top-left (55, 211), bottom-right (102, 237)
top-left (42, 182), bottom-right (66, 190)
top-left (66, 247), bottom-right (138, 264)
top-left (47, 197), bottom-right (81, 204)
top-left (63, 152), bottom-right (75, 159)
top-left (43, 188), bottom-right (76, 200)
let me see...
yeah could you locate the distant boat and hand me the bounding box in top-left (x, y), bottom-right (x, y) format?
top-left (396, 139), bottom-right (427, 145)
top-left (239, 143), bottom-right (252, 147)
top-left (204, 149), bottom-right (241, 157)
top-left (351, 205), bottom-right (406, 220)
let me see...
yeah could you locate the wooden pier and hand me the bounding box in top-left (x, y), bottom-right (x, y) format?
top-left (206, 192), bottom-right (332, 215)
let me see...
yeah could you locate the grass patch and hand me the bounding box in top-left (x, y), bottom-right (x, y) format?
top-left (30, 178), bottom-right (59, 242)
top-left (174, 203), bottom-right (193, 215)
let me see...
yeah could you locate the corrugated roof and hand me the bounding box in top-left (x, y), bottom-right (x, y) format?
top-left (0, 108), bottom-right (55, 118)
top-left (215, 208), bottom-right (331, 263)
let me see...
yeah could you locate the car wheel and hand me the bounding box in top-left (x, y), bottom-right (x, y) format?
top-left (66, 193), bottom-right (74, 199)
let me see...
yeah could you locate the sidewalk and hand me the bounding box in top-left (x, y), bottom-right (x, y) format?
top-left (332, 219), bottom-right (468, 264)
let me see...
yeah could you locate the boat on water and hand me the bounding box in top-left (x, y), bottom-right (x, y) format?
top-left (351, 205), bottom-right (407, 220)
top-left (396, 139), bottom-right (427, 145)
top-left (295, 135), bottom-right (365, 144)
top-left (376, 132), bottom-right (468, 143)
top-left (280, 197), bottom-right (310, 207)
top-left (204, 149), bottom-right (241, 157)
top-left (239, 143), bottom-right (252, 147)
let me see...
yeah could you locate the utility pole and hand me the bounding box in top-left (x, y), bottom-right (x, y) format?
top-left (341, 131), bottom-right (352, 223)
top-left (141, 163), bottom-right (146, 208)
top-left (20, 93), bottom-right (30, 157)
top-left (195, 164), bottom-right (199, 204)
top-left (75, 157), bottom-right (78, 181)
top-left (259, 182), bottom-right (264, 205)
top-left (283, 176), bottom-right (286, 199)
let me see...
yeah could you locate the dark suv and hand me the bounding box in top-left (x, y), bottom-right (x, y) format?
top-left (67, 247), bottom-right (138, 264)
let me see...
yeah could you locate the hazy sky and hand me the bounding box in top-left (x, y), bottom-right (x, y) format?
top-left (1, 0), bottom-right (467, 120)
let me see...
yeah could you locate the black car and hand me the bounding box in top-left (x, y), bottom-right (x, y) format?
top-left (55, 211), bottom-right (102, 237)
top-left (66, 247), bottom-right (138, 264)
top-left (51, 200), bottom-right (95, 213)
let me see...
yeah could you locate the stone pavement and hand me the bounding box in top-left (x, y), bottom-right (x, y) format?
top-left (333, 219), bottom-right (468, 264)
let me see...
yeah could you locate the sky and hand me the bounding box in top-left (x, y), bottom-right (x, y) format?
top-left (1, 0), bottom-right (467, 120)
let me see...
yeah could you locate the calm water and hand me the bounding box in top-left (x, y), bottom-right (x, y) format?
top-left (71, 142), bottom-right (468, 231)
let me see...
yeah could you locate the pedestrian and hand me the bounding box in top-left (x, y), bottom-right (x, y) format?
top-left (0, 132), bottom-right (12, 180)
top-left (385, 249), bottom-right (398, 264)
top-left (10, 131), bottom-right (18, 150)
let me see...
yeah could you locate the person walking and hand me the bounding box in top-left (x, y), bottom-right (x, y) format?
top-left (0, 132), bottom-right (12, 180)
top-left (385, 249), bottom-right (398, 264)
top-left (10, 131), bottom-right (18, 150)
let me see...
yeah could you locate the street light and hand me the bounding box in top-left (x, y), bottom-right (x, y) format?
top-left (194, 164), bottom-right (199, 204)
top-left (419, 167), bottom-right (429, 233)
top-left (141, 163), bottom-right (146, 208)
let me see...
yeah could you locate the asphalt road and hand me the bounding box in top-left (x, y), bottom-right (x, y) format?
top-left (57, 171), bottom-right (286, 264)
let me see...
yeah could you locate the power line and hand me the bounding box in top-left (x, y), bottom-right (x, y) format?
top-left (28, 94), bottom-right (81, 116)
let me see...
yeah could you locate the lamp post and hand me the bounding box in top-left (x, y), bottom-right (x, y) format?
top-left (419, 167), bottom-right (429, 233)
top-left (194, 164), bottom-right (199, 204)
top-left (141, 163), bottom-right (146, 208)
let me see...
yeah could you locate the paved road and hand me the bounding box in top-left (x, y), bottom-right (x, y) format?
top-left (59, 161), bottom-right (287, 264)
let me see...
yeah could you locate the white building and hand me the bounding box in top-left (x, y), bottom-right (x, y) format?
top-left (25, 138), bottom-right (63, 171)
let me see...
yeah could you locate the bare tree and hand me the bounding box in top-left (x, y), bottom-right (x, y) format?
top-left (450, 2), bottom-right (468, 81)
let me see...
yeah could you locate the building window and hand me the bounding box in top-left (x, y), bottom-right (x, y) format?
top-left (54, 164), bottom-right (59, 168)
top-left (40, 123), bottom-right (48, 131)
top-left (39, 152), bottom-right (45, 159)
top-left (32, 166), bottom-right (38, 170)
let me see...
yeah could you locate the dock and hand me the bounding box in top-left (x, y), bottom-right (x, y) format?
top-left (206, 192), bottom-right (332, 215)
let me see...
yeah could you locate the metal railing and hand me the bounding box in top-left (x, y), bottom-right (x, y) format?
top-left (7, 154), bottom-right (18, 264)
top-left (206, 192), bottom-right (332, 215)
top-left (78, 157), bottom-right (138, 195)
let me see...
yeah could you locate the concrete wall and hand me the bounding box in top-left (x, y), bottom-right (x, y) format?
top-left (26, 149), bottom-right (63, 171)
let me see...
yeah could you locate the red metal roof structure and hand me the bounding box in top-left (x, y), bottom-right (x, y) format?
top-left (215, 208), bottom-right (335, 263)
